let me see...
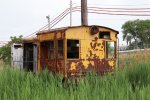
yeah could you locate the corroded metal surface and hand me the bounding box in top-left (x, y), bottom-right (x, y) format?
top-left (36, 26), bottom-right (118, 77)
top-left (66, 37), bottom-right (116, 77)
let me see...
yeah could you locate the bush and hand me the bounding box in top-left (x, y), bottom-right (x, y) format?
top-left (0, 45), bottom-right (11, 64)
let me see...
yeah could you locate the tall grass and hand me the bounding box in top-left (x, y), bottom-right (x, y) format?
top-left (0, 62), bottom-right (150, 100)
top-left (0, 60), bottom-right (4, 70)
top-left (119, 50), bottom-right (150, 68)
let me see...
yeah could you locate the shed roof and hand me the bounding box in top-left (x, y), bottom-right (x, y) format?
top-left (23, 37), bottom-right (37, 43)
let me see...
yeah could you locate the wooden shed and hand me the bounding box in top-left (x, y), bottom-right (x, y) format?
top-left (36, 25), bottom-right (119, 77)
top-left (11, 43), bottom-right (23, 69)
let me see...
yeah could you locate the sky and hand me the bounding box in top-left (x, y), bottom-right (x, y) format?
top-left (0, 0), bottom-right (150, 45)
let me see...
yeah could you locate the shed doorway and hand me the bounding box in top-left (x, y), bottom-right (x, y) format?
top-left (23, 43), bottom-right (37, 72)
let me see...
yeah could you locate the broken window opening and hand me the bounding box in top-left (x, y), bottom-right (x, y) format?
top-left (41, 41), bottom-right (54, 59)
top-left (67, 40), bottom-right (79, 59)
top-left (99, 32), bottom-right (110, 39)
top-left (14, 44), bottom-right (22, 49)
top-left (106, 41), bottom-right (116, 59)
top-left (58, 40), bottom-right (63, 59)
top-left (48, 41), bottom-right (54, 59)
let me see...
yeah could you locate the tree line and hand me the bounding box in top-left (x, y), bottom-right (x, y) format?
top-left (122, 19), bottom-right (150, 48)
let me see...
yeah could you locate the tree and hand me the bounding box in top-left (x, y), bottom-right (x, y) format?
top-left (125, 35), bottom-right (132, 46)
top-left (0, 35), bottom-right (23, 64)
top-left (0, 44), bottom-right (11, 63)
top-left (122, 19), bottom-right (140, 48)
top-left (122, 19), bottom-right (150, 48)
top-left (9, 35), bottom-right (23, 44)
top-left (138, 20), bottom-right (150, 44)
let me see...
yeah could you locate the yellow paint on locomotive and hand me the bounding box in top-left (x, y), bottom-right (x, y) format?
top-left (108, 61), bottom-right (115, 69)
top-left (70, 63), bottom-right (76, 70)
top-left (35, 26), bottom-right (118, 76)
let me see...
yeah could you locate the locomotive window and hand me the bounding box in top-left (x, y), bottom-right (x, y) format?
top-left (99, 32), bottom-right (110, 39)
top-left (58, 40), bottom-right (63, 59)
top-left (67, 40), bottom-right (79, 59)
top-left (48, 41), bottom-right (54, 59)
top-left (106, 41), bottom-right (116, 59)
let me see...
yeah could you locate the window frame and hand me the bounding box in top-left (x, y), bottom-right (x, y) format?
top-left (105, 41), bottom-right (116, 59)
top-left (67, 39), bottom-right (80, 59)
top-left (48, 40), bottom-right (55, 59)
top-left (99, 31), bottom-right (111, 39)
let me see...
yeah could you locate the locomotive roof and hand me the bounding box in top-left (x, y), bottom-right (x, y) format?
top-left (37, 25), bottom-right (119, 35)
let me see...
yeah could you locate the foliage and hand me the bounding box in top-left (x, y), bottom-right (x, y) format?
top-left (9, 35), bottom-right (23, 44)
top-left (0, 45), bottom-right (11, 64)
top-left (0, 35), bottom-right (23, 64)
top-left (122, 19), bottom-right (150, 46)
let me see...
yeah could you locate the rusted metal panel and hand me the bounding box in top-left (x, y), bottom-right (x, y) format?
top-left (56, 32), bottom-right (64, 39)
top-left (40, 59), bottom-right (56, 71)
top-left (38, 32), bottom-right (55, 42)
top-left (40, 57), bottom-right (65, 75)
top-left (37, 42), bottom-right (41, 74)
top-left (56, 60), bottom-right (65, 75)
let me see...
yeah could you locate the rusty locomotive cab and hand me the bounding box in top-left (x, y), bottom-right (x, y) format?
top-left (16, 25), bottom-right (118, 77)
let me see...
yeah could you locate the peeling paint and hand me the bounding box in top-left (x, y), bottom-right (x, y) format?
top-left (108, 61), bottom-right (115, 68)
top-left (70, 62), bottom-right (76, 70)
top-left (36, 26), bottom-right (118, 77)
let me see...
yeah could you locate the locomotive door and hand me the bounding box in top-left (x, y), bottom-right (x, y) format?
top-left (40, 41), bottom-right (56, 72)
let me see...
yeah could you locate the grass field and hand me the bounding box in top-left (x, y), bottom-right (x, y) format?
top-left (0, 51), bottom-right (150, 100)
top-left (119, 49), bottom-right (150, 68)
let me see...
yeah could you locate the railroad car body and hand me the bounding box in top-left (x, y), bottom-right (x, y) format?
top-left (22, 25), bottom-right (119, 77)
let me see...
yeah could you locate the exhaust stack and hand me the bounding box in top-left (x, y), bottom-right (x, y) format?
top-left (81, 0), bottom-right (88, 26)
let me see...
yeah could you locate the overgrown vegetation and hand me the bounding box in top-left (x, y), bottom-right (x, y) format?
top-left (0, 45), bottom-right (11, 64)
top-left (0, 61), bottom-right (150, 100)
top-left (119, 50), bottom-right (150, 68)
top-left (0, 35), bottom-right (23, 64)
